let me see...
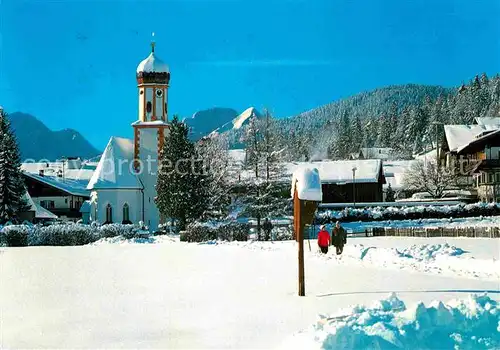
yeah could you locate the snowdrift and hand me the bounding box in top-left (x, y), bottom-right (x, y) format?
top-left (283, 293), bottom-right (500, 349)
top-left (338, 243), bottom-right (499, 281)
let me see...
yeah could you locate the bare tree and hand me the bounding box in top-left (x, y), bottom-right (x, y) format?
top-left (403, 160), bottom-right (462, 198)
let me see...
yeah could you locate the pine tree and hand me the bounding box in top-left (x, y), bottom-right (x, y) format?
top-left (328, 110), bottom-right (351, 159)
top-left (351, 114), bottom-right (363, 154)
top-left (156, 116), bottom-right (209, 231)
top-left (376, 114), bottom-right (391, 147)
top-left (0, 110), bottom-right (28, 223)
top-left (385, 183), bottom-right (395, 202)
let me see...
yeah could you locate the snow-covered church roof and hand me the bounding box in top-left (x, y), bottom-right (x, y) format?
top-left (87, 137), bottom-right (142, 190)
top-left (136, 51), bottom-right (169, 74)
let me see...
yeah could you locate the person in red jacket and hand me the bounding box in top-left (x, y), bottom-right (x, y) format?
top-left (317, 225), bottom-right (331, 254)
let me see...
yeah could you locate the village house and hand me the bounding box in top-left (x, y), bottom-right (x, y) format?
top-left (443, 117), bottom-right (500, 202)
top-left (21, 158), bottom-right (93, 220)
top-left (287, 159), bottom-right (386, 204)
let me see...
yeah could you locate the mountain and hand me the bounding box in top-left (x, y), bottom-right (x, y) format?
top-left (183, 107), bottom-right (239, 141)
top-left (213, 107), bottom-right (263, 149)
top-left (9, 112), bottom-right (101, 161)
top-left (213, 107), bottom-right (261, 135)
top-left (271, 75), bottom-right (499, 161)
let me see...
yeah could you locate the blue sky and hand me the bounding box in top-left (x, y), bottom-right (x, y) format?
top-left (1, 0), bottom-right (499, 149)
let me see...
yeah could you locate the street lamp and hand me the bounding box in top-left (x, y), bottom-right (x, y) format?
top-left (352, 166), bottom-right (357, 207)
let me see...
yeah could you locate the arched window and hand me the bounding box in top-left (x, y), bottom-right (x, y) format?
top-left (105, 204), bottom-right (113, 224)
top-left (122, 203), bottom-right (131, 224)
top-left (146, 101), bottom-right (152, 113)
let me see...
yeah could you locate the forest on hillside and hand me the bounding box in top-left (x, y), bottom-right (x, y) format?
top-left (225, 73), bottom-right (500, 162)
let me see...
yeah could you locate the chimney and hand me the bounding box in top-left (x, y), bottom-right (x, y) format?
top-left (65, 157), bottom-right (82, 170)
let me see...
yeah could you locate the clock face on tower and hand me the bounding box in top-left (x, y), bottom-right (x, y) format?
top-left (156, 89), bottom-right (163, 98)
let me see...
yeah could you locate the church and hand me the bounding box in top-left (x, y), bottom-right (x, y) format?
top-left (86, 40), bottom-right (170, 230)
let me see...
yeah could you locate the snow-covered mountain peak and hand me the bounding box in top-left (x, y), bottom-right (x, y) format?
top-left (233, 107), bottom-right (259, 129)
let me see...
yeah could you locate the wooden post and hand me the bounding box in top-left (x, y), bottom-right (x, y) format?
top-left (292, 171), bottom-right (321, 297)
top-left (297, 201), bottom-right (305, 297)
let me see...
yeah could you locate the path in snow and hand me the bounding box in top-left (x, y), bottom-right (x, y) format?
top-left (1, 238), bottom-right (498, 349)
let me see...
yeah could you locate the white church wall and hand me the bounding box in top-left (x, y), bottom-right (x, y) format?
top-left (91, 189), bottom-right (142, 224)
top-left (138, 88), bottom-right (144, 121)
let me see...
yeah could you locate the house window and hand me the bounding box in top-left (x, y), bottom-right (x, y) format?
top-left (105, 204), bottom-right (113, 224)
top-left (122, 203), bottom-right (131, 224)
top-left (41, 200), bottom-right (55, 209)
top-left (489, 173), bottom-right (495, 183)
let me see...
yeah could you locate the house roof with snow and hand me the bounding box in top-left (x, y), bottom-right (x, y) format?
top-left (474, 117), bottom-right (500, 127)
top-left (443, 125), bottom-right (496, 152)
top-left (34, 202), bottom-right (58, 219)
top-left (457, 128), bottom-right (500, 154)
top-left (383, 160), bottom-right (416, 190)
top-left (23, 192), bottom-right (58, 219)
top-left (23, 172), bottom-right (91, 197)
top-left (286, 159), bottom-right (384, 185)
top-left (87, 137), bottom-right (142, 190)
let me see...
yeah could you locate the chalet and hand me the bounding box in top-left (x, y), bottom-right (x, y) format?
top-left (22, 160), bottom-right (94, 220)
top-left (287, 159), bottom-right (386, 204)
top-left (443, 119), bottom-right (500, 202)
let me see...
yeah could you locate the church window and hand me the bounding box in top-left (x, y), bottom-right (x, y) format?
top-left (105, 204), bottom-right (113, 224)
top-left (146, 101), bottom-right (152, 113)
top-left (122, 203), bottom-right (131, 224)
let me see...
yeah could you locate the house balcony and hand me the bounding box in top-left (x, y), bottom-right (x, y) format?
top-left (477, 159), bottom-right (500, 169)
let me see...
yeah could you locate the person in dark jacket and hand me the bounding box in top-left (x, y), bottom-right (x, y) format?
top-left (332, 221), bottom-right (347, 255)
top-left (263, 218), bottom-right (273, 241)
top-left (317, 225), bottom-right (331, 254)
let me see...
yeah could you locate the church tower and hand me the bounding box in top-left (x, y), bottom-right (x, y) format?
top-left (133, 36), bottom-right (170, 171)
top-left (132, 36), bottom-right (170, 230)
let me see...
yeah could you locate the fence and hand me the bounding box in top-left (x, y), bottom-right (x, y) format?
top-left (371, 226), bottom-right (500, 238)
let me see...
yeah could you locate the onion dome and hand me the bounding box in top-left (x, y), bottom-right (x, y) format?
top-left (136, 36), bottom-right (170, 84)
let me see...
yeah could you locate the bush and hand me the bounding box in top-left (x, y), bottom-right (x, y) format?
top-left (99, 223), bottom-right (135, 238)
top-left (315, 202), bottom-right (500, 224)
top-left (1, 225), bottom-right (30, 247)
top-left (273, 226), bottom-right (294, 241)
top-left (0, 223), bottom-right (149, 247)
top-left (183, 223), bottom-right (217, 242)
top-left (183, 221), bottom-right (250, 242)
top-left (219, 222), bottom-right (249, 241)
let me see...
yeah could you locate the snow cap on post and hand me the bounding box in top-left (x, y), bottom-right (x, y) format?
top-left (291, 167), bottom-right (322, 202)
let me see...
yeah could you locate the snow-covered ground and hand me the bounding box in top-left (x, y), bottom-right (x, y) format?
top-left (1, 237), bottom-right (498, 349)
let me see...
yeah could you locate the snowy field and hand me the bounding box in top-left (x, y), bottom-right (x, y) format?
top-left (1, 236), bottom-right (499, 349)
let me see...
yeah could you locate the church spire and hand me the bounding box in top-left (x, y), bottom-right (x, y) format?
top-left (151, 32), bottom-right (156, 53)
